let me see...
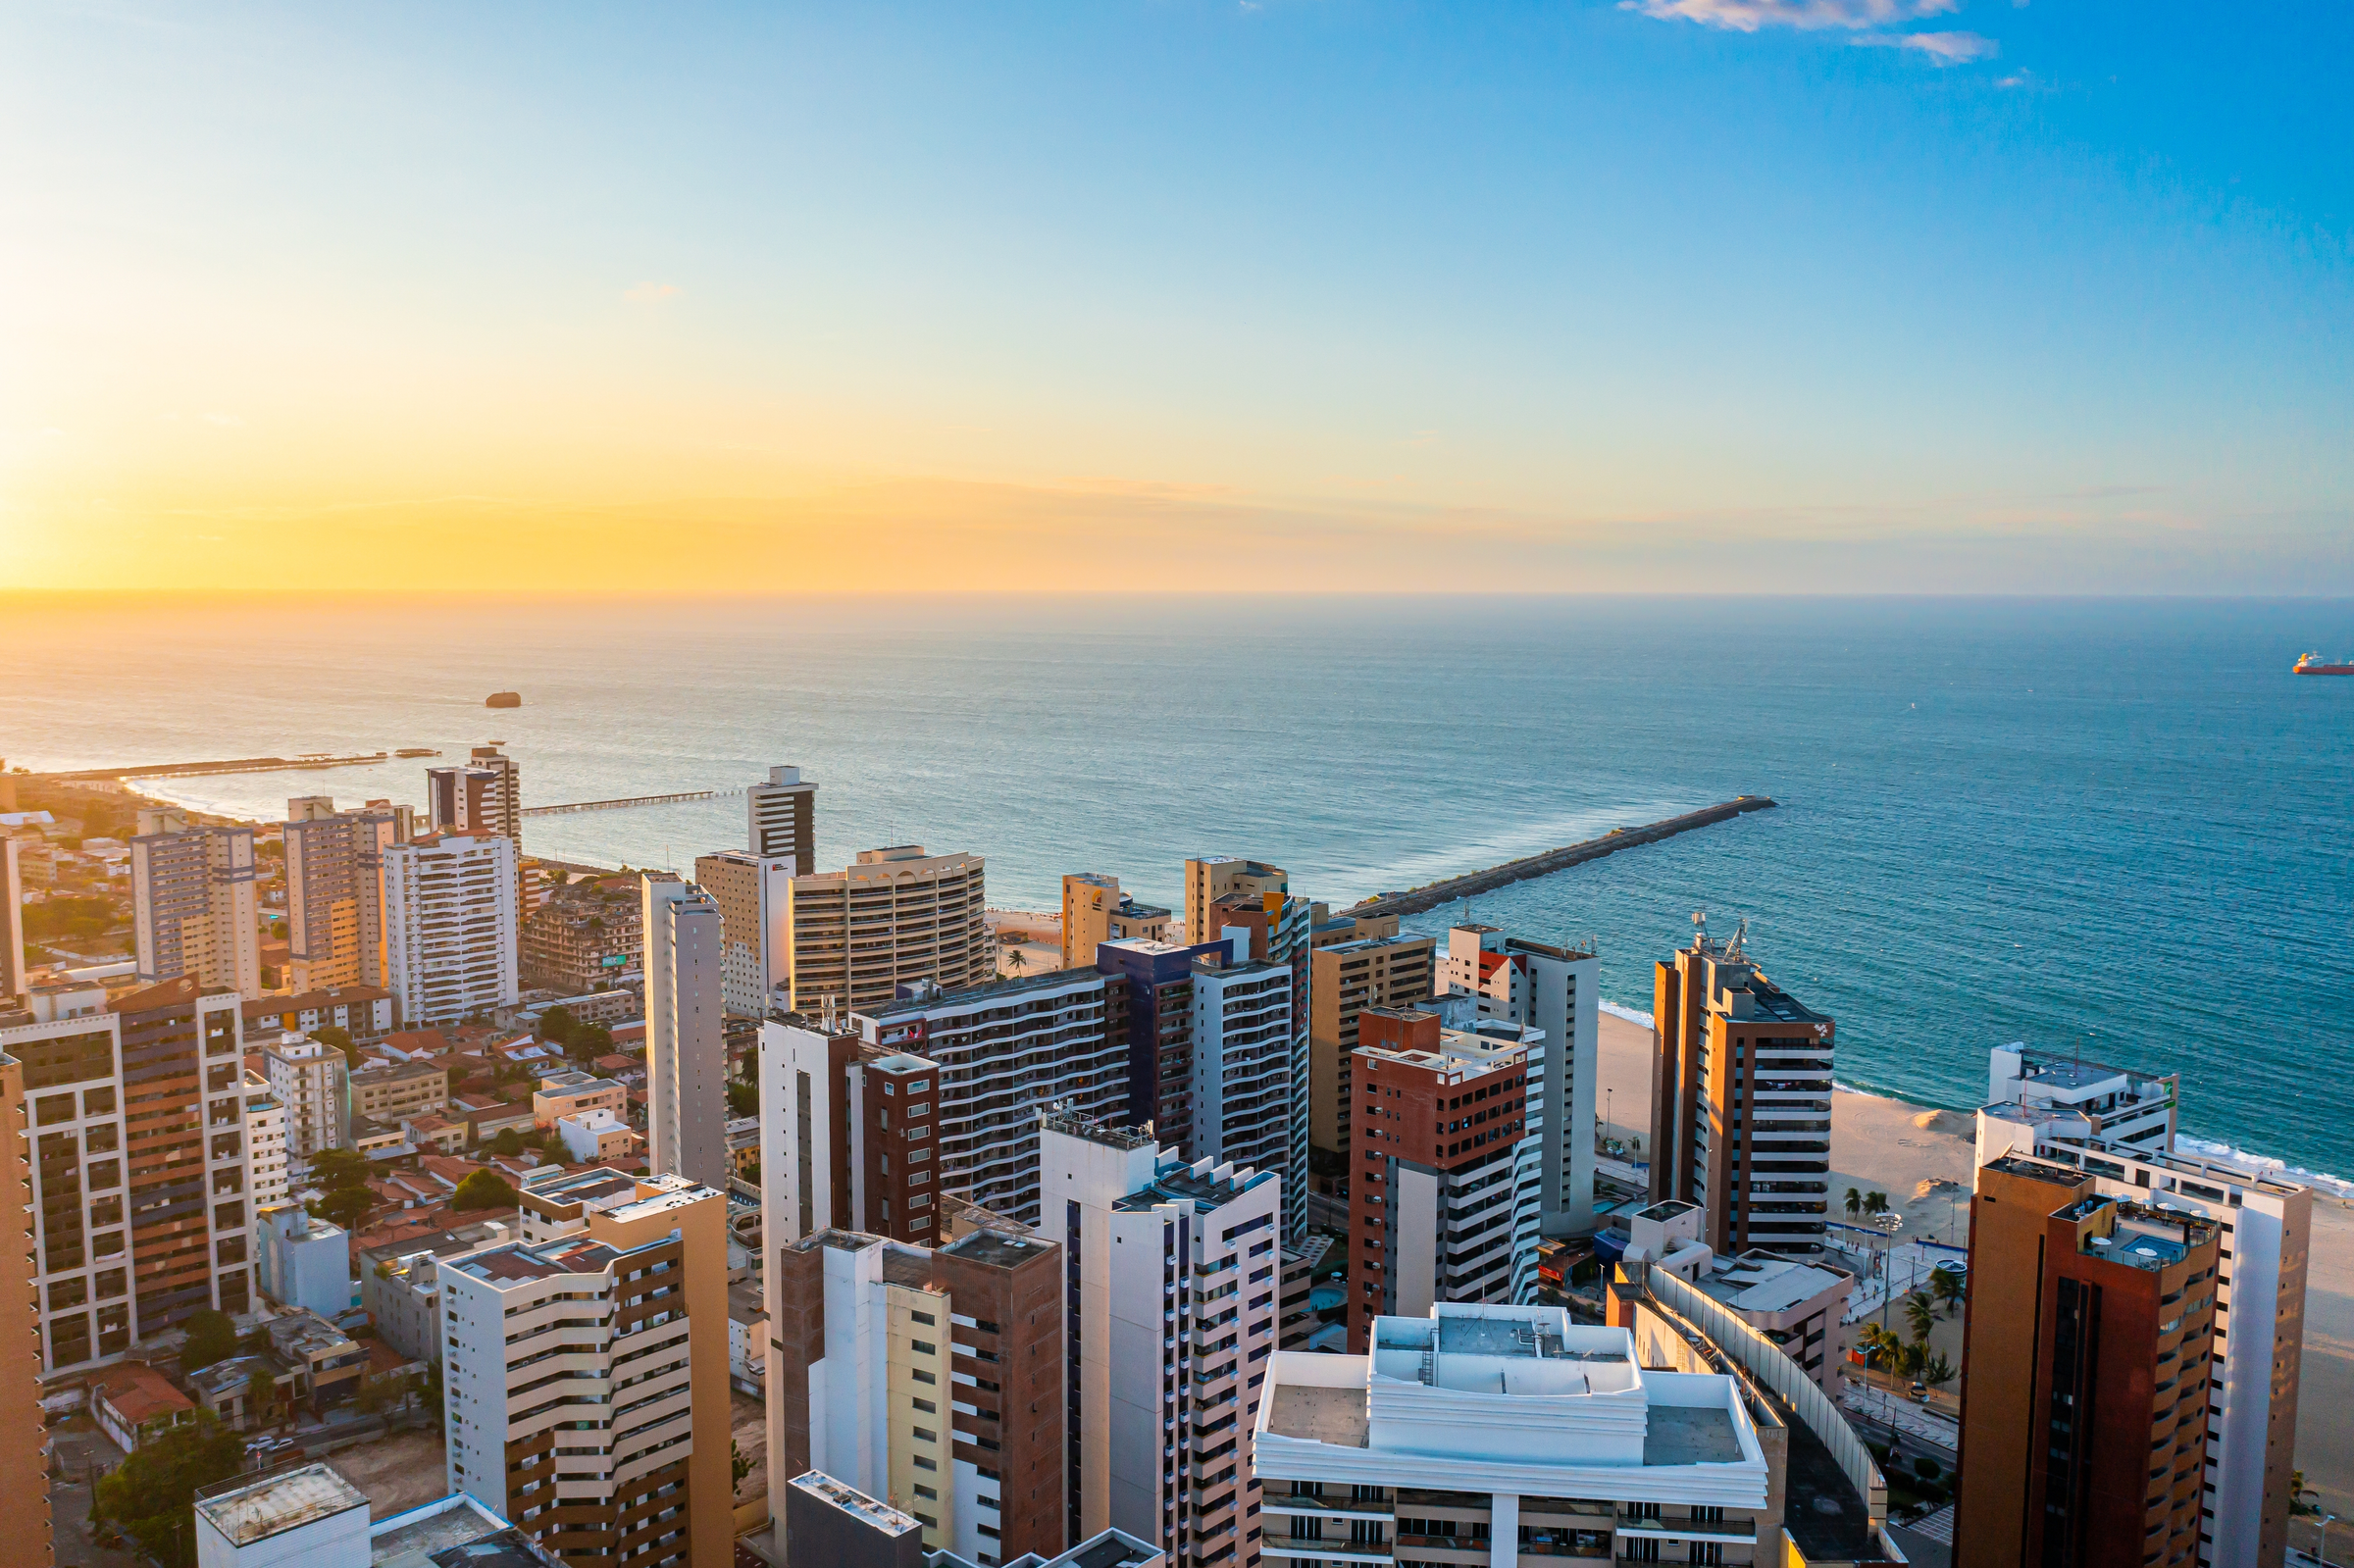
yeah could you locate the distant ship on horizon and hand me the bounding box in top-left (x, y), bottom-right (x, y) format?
top-left (2294, 651), bottom-right (2354, 676)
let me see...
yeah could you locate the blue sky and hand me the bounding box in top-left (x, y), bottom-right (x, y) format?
top-left (4, 1), bottom-right (2350, 591)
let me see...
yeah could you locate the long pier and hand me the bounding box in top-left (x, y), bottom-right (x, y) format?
top-left (35, 752), bottom-right (393, 783)
top-left (1348, 796), bottom-right (1778, 919)
top-left (522, 787), bottom-right (746, 818)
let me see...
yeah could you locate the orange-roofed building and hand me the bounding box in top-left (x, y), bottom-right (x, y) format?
top-left (91, 1363), bottom-right (196, 1451)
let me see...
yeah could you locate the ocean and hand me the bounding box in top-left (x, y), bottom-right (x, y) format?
top-left (6, 592), bottom-right (2350, 1183)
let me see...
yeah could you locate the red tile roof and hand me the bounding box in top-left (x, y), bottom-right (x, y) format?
top-left (93, 1363), bottom-right (193, 1427)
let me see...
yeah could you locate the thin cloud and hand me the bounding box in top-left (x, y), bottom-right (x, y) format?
top-left (1852, 28), bottom-right (1999, 62)
top-left (202, 411), bottom-right (244, 427)
top-left (1618, 0), bottom-right (1958, 33)
top-left (624, 281), bottom-right (680, 303)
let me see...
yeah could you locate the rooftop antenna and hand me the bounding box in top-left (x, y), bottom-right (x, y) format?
top-left (1726, 918), bottom-right (1749, 962)
top-left (1692, 910), bottom-right (1707, 950)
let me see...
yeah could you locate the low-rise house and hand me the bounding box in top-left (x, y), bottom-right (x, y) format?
top-left (264, 1310), bottom-right (369, 1415)
top-left (531, 1069), bottom-right (628, 1130)
top-left (555, 1106), bottom-right (637, 1164)
top-left (402, 1112), bottom-right (466, 1154)
top-left (362, 1219), bottom-right (513, 1366)
top-left (255, 1204), bottom-right (351, 1319)
top-left (726, 1115), bottom-right (760, 1175)
top-left (727, 1279), bottom-right (766, 1395)
top-left (90, 1362), bottom-right (195, 1451)
top-left (381, 1027), bottom-right (452, 1060)
top-left (185, 1351), bottom-right (299, 1432)
top-left (349, 1058), bottom-right (448, 1124)
top-left (350, 1117), bottom-right (406, 1158)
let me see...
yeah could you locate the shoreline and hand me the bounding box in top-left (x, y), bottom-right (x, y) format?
top-left (1595, 1005), bottom-right (2354, 1516)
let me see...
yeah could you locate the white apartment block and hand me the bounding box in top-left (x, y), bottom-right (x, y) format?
top-left (1443, 925), bottom-right (1602, 1237)
top-left (642, 876), bottom-right (730, 1189)
top-left (383, 832), bottom-right (520, 1026)
top-left (1038, 1115), bottom-right (1282, 1566)
top-left (438, 1171), bottom-right (732, 1568)
top-left (261, 1032), bottom-right (349, 1160)
top-left (427, 745), bottom-right (522, 838)
top-left (759, 1020), bottom-right (842, 1248)
top-left (245, 1071), bottom-right (290, 1210)
top-left (1252, 1304), bottom-right (1781, 1568)
top-left (854, 968), bottom-right (1132, 1228)
top-left (783, 845), bottom-right (989, 1015)
top-left (692, 849), bottom-right (794, 1017)
top-left (1977, 1047), bottom-right (2309, 1568)
top-left (129, 809), bottom-right (261, 997)
top-left (1190, 959), bottom-right (1295, 1178)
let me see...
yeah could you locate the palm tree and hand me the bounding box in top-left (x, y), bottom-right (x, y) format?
top-left (1897, 1340), bottom-right (1928, 1380)
top-left (1004, 947), bottom-right (1028, 978)
top-left (1845, 1187), bottom-right (1863, 1216)
top-left (1904, 1290), bottom-right (1936, 1345)
top-left (1863, 1190), bottom-right (1890, 1216)
top-left (1922, 1352), bottom-right (1956, 1391)
top-left (244, 1367), bottom-right (277, 1431)
top-left (1928, 1266), bottom-right (1966, 1316)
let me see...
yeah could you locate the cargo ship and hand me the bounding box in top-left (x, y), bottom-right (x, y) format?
top-left (2295, 652), bottom-right (2354, 676)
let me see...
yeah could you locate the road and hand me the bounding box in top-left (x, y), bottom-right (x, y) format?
top-left (50, 1418), bottom-right (140, 1568)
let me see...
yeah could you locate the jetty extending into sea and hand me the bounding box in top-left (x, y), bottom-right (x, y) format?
top-left (1347, 796), bottom-right (1778, 920)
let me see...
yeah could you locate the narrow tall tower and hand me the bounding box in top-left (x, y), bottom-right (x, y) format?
top-left (128, 809), bottom-right (261, 998)
top-left (747, 764), bottom-right (816, 868)
top-left (643, 875), bottom-right (730, 1189)
top-left (0, 835), bottom-right (26, 999)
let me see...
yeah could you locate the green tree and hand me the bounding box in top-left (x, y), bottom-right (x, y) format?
top-left (1922, 1351), bottom-right (1957, 1391)
top-left (310, 1147), bottom-right (372, 1190)
top-left (315, 1185), bottom-right (374, 1232)
top-left (539, 1006), bottom-right (578, 1047)
top-left (727, 1081), bottom-right (758, 1117)
top-left (1914, 1455), bottom-right (1942, 1483)
top-left (1903, 1290), bottom-right (1936, 1345)
top-left (490, 1127), bottom-right (526, 1157)
top-left (243, 1367), bottom-right (279, 1430)
top-left (1863, 1190), bottom-right (1889, 1216)
top-left (566, 1023), bottom-right (613, 1067)
top-left (1928, 1266), bottom-right (1966, 1315)
top-left (453, 1170), bottom-right (521, 1212)
top-left (94, 1409), bottom-right (243, 1567)
top-left (179, 1309), bottom-right (237, 1375)
top-left (732, 1438), bottom-right (753, 1493)
top-left (416, 1361), bottom-right (444, 1422)
top-left (1844, 1187), bottom-right (1862, 1216)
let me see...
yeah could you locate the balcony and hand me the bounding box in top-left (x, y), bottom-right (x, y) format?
top-left (1259, 1540), bottom-right (1392, 1565)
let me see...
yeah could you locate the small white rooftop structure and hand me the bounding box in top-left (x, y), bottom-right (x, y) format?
top-left (194, 1463), bottom-right (370, 1564)
top-left (1254, 1301), bottom-right (1770, 1507)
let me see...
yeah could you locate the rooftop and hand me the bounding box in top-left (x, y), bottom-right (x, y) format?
top-left (194, 1463), bottom-right (369, 1544)
top-left (940, 1227), bottom-right (1051, 1271)
top-left (1115, 1154), bottom-right (1270, 1214)
top-left (790, 1470), bottom-right (921, 1537)
top-left (1039, 1111), bottom-right (1155, 1152)
top-left (1697, 1250), bottom-right (1852, 1316)
top-left (859, 965), bottom-right (1107, 1023)
top-left (371, 1493), bottom-right (563, 1568)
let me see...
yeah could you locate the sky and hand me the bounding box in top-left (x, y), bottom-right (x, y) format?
top-left (3, 1), bottom-right (2350, 593)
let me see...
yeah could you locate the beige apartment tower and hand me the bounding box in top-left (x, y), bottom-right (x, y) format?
top-left (129, 809), bottom-right (262, 997)
top-left (1060, 872), bottom-right (1172, 970)
top-left (693, 849), bottom-right (793, 1016)
top-left (1181, 856), bottom-right (1287, 945)
top-left (1306, 930), bottom-right (1434, 1172)
top-left (441, 1170), bottom-right (734, 1567)
top-left (0, 1048), bottom-right (54, 1565)
top-left (281, 796), bottom-right (409, 991)
top-left (782, 846), bottom-right (988, 1015)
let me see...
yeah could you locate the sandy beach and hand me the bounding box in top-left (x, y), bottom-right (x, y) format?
top-left (1595, 1009), bottom-right (2354, 1517)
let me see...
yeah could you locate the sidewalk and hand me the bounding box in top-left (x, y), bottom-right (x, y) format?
top-left (1840, 1376), bottom-right (1959, 1455)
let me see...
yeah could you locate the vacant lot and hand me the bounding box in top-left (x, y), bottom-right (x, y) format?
top-left (330, 1427), bottom-right (450, 1519)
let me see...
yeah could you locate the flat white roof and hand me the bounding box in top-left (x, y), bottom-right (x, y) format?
top-left (195, 1464), bottom-right (369, 1544)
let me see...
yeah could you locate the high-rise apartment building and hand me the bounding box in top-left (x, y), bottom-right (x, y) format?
top-left (427, 744), bottom-right (521, 839)
top-left (782, 846), bottom-right (989, 1014)
top-left (643, 876), bottom-right (729, 1189)
top-left (1956, 1156), bottom-right (2221, 1568)
top-left (1306, 932), bottom-right (1434, 1186)
top-left (1181, 857), bottom-right (1286, 945)
top-left (768, 1224), bottom-right (1066, 1563)
top-left (1094, 937), bottom-right (1231, 1162)
top-left (693, 849), bottom-right (793, 1016)
top-left (0, 1046), bottom-right (55, 1565)
top-left (440, 1170), bottom-right (733, 1568)
top-left (0, 834), bottom-right (26, 999)
top-left (851, 968), bottom-right (1132, 1229)
top-left (0, 978), bottom-right (260, 1372)
top-left (1036, 1114), bottom-right (1281, 1564)
top-left (260, 1032), bottom-right (351, 1160)
top-left (245, 1070), bottom-right (290, 1209)
top-left (1198, 885), bottom-right (1315, 1239)
top-left (748, 763), bottom-right (816, 867)
top-left (1650, 923), bottom-right (1833, 1256)
top-left (1970, 1046), bottom-right (2311, 1568)
top-left (129, 808), bottom-right (262, 997)
top-left (1060, 874), bottom-right (1171, 971)
top-left (1346, 1007), bottom-right (1542, 1351)
top-left (282, 796), bottom-right (408, 990)
top-left (382, 832), bottom-right (520, 1026)
top-left (1188, 958), bottom-right (1293, 1175)
top-left (1442, 924), bottom-right (1602, 1238)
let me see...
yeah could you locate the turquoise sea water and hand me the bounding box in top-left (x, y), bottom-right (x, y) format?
top-left (7, 593), bottom-right (2350, 1179)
